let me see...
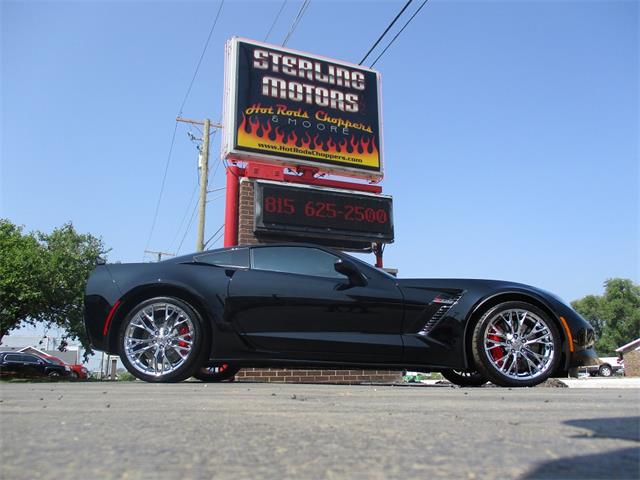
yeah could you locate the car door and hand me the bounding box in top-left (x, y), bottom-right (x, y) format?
top-left (21, 354), bottom-right (45, 377)
top-left (226, 246), bottom-right (404, 362)
top-left (1, 353), bottom-right (24, 377)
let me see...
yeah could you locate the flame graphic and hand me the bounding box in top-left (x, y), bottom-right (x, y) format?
top-left (237, 115), bottom-right (380, 168)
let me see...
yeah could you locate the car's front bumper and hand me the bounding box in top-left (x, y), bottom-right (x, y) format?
top-left (568, 346), bottom-right (599, 368)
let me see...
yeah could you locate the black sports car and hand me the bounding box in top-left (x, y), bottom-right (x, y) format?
top-left (84, 243), bottom-right (598, 387)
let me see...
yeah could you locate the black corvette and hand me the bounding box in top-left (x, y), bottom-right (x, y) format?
top-left (84, 243), bottom-right (598, 387)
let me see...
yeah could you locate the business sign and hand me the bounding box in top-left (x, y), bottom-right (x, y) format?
top-left (223, 38), bottom-right (383, 180)
top-left (254, 181), bottom-right (394, 247)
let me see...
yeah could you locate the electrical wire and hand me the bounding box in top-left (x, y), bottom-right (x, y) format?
top-left (168, 182), bottom-right (199, 254)
top-left (210, 229), bottom-right (225, 248)
top-left (282, 0), bottom-right (310, 46)
top-left (144, 2), bottom-right (225, 259)
top-left (370, 0), bottom-right (429, 68)
top-left (143, 121), bottom-right (179, 260)
top-left (264, 0), bottom-right (288, 42)
top-left (172, 127), bottom-right (223, 254)
top-left (177, 201), bottom-right (199, 254)
top-left (204, 224), bottom-right (225, 249)
top-left (359, 0), bottom-right (413, 65)
top-left (178, 0), bottom-right (225, 115)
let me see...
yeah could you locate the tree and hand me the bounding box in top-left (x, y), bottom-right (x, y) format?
top-left (0, 219), bottom-right (106, 356)
top-left (572, 278), bottom-right (640, 356)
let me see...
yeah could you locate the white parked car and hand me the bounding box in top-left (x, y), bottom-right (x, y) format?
top-left (584, 356), bottom-right (624, 377)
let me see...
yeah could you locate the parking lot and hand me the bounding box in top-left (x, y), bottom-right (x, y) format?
top-left (1, 381), bottom-right (638, 479)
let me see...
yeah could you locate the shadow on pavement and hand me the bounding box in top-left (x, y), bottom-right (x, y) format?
top-left (523, 416), bottom-right (640, 479)
top-left (565, 416), bottom-right (640, 442)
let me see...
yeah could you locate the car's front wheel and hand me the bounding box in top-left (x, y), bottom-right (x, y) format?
top-left (119, 297), bottom-right (206, 383)
top-left (193, 363), bottom-right (240, 382)
top-left (472, 301), bottom-right (561, 387)
top-left (441, 369), bottom-right (488, 387)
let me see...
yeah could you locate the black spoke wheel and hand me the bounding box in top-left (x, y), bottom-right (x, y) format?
top-left (441, 369), bottom-right (488, 387)
top-left (118, 296), bottom-right (207, 383)
top-left (472, 301), bottom-right (561, 387)
top-left (193, 363), bottom-right (240, 382)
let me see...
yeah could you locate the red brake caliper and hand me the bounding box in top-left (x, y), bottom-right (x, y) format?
top-left (178, 326), bottom-right (190, 348)
top-left (488, 331), bottom-right (505, 363)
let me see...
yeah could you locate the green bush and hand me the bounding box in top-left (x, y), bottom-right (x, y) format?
top-left (118, 371), bottom-right (137, 381)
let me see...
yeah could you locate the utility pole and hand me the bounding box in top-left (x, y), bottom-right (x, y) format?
top-left (144, 250), bottom-right (174, 262)
top-left (197, 118), bottom-right (210, 252)
top-left (177, 116), bottom-right (221, 252)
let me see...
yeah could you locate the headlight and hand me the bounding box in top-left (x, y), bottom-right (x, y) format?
top-left (81, 367), bottom-right (88, 373)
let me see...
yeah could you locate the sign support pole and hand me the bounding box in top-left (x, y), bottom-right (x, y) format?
top-left (224, 165), bottom-right (241, 247)
top-left (374, 243), bottom-right (384, 268)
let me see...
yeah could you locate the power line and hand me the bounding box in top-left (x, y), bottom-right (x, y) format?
top-left (264, 0), bottom-right (288, 42)
top-left (282, 0), bottom-right (311, 47)
top-left (359, 0), bottom-right (413, 65)
top-left (169, 127), bottom-right (222, 254)
top-left (178, 0), bottom-right (225, 115)
top-left (143, 1), bottom-right (225, 259)
top-left (370, 0), bottom-right (429, 68)
top-left (169, 182), bottom-right (198, 254)
top-left (204, 224), bottom-right (225, 249)
top-left (177, 200), bottom-right (199, 254)
top-left (211, 229), bottom-right (225, 248)
top-left (143, 121), bottom-right (179, 260)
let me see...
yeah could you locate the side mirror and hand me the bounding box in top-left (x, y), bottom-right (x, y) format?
top-left (334, 259), bottom-right (367, 287)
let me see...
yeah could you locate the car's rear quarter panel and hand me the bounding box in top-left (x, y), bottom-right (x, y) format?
top-left (85, 262), bottom-right (234, 355)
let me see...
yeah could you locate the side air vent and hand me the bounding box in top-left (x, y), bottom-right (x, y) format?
top-left (417, 294), bottom-right (463, 336)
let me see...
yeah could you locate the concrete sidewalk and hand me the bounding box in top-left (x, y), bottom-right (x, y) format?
top-left (408, 377), bottom-right (640, 388)
top-left (558, 377), bottom-right (640, 389)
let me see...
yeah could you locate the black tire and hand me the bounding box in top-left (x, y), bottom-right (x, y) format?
top-left (472, 301), bottom-right (562, 387)
top-left (441, 369), bottom-right (489, 387)
top-left (193, 363), bottom-right (240, 382)
top-left (69, 371), bottom-right (79, 380)
top-left (598, 365), bottom-right (612, 377)
top-left (118, 296), bottom-right (208, 383)
top-left (48, 371), bottom-right (61, 379)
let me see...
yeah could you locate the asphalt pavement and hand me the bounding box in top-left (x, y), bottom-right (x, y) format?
top-left (1, 381), bottom-right (638, 480)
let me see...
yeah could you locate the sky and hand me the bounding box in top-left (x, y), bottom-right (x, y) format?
top-left (2, 0), bottom-right (638, 315)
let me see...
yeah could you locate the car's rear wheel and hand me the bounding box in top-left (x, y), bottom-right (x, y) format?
top-left (441, 369), bottom-right (488, 387)
top-left (598, 365), bottom-right (612, 377)
top-left (472, 301), bottom-right (561, 387)
top-left (193, 363), bottom-right (240, 382)
top-left (119, 297), bottom-right (206, 383)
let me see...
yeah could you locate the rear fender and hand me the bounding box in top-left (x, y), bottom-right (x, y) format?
top-left (104, 282), bottom-right (224, 355)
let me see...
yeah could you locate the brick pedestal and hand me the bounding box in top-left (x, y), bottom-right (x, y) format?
top-left (235, 368), bottom-right (402, 384)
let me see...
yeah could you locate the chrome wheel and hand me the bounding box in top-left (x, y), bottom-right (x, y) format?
top-left (123, 301), bottom-right (195, 377)
top-left (483, 308), bottom-right (556, 381)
